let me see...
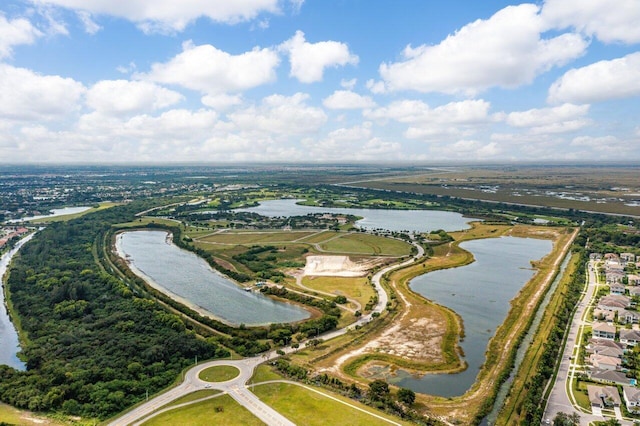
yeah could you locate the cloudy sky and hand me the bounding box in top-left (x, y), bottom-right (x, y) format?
top-left (1, 0), bottom-right (639, 163)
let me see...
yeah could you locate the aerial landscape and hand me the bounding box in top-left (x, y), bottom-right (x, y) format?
top-left (1, 1), bottom-right (639, 426)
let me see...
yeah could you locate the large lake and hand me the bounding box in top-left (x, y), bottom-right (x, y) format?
top-left (396, 236), bottom-right (553, 397)
top-left (237, 199), bottom-right (472, 232)
top-left (8, 206), bottom-right (91, 223)
top-left (116, 230), bottom-right (310, 326)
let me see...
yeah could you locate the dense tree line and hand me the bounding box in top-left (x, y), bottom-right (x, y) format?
top-left (0, 202), bottom-right (228, 419)
top-left (518, 238), bottom-right (588, 423)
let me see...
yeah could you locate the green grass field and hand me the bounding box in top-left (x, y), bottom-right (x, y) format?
top-left (198, 365), bottom-right (240, 382)
top-left (301, 276), bottom-right (374, 309)
top-left (252, 382), bottom-right (407, 426)
top-left (319, 233), bottom-right (411, 256)
top-left (141, 394), bottom-right (264, 426)
top-left (160, 390), bottom-right (221, 409)
top-left (196, 230), bottom-right (316, 244)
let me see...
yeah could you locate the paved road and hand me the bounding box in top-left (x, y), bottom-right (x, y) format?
top-left (109, 240), bottom-right (426, 425)
top-left (544, 261), bottom-right (634, 425)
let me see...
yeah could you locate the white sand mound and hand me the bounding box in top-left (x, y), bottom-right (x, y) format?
top-left (304, 255), bottom-right (376, 277)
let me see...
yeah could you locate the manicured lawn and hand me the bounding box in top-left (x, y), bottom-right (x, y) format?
top-left (250, 364), bottom-right (284, 383)
top-left (252, 382), bottom-right (407, 426)
top-left (320, 233), bottom-right (411, 256)
top-left (142, 394), bottom-right (264, 426)
top-left (160, 390), bottom-right (221, 409)
top-left (197, 230), bottom-right (315, 244)
top-left (198, 365), bottom-right (240, 382)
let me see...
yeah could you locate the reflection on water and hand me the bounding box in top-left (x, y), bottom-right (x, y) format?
top-left (399, 236), bottom-right (552, 397)
top-left (238, 199), bottom-right (472, 232)
top-left (118, 230), bottom-right (310, 326)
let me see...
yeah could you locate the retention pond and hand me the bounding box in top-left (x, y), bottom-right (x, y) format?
top-left (396, 236), bottom-right (553, 397)
top-left (116, 230), bottom-right (310, 326)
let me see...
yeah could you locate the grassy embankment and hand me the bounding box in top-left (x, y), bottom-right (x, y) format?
top-left (496, 252), bottom-right (581, 424)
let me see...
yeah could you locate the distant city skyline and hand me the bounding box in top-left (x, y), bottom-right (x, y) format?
top-left (0, 0), bottom-right (639, 163)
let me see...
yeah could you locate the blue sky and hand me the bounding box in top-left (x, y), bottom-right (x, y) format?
top-left (0, 0), bottom-right (639, 163)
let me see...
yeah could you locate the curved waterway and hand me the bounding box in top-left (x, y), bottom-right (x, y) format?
top-left (0, 233), bottom-right (36, 370)
top-left (394, 236), bottom-right (553, 397)
top-left (236, 199), bottom-right (472, 232)
top-left (116, 230), bottom-right (310, 326)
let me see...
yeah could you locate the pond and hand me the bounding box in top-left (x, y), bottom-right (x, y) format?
top-left (116, 230), bottom-right (310, 326)
top-left (394, 236), bottom-right (553, 397)
top-left (236, 199), bottom-right (472, 232)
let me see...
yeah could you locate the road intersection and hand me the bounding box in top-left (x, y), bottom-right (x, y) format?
top-left (108, 240), bottom-right (425, 425)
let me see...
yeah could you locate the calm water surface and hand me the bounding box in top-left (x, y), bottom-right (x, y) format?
top-left (397, 236), bottom-right (553, 397)
top-left (0, 234), bottom-right (35, 370)
top-left (117, 230), bottom-right (310, 326)
top-left (9, 206), bottom-right (91, 223)
top-left (237, 199), bottom-right (472, 232)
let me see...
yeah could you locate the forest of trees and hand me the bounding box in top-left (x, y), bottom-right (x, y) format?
top-left (0, 202), bottom-right (229, 419)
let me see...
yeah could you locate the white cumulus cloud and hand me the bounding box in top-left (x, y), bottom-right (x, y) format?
top-left (28, 0), bottom-right (295, 33)
top-left (139, 41), bottom-right (279, 95)
top-left (541, 0), bottom-right (640, 44)
top-left (280, 31), bottom-right (358, 83)
top-left (228, 92), bottom-right (327, 135)
top-left (548, 52), bottom-right (640, 104)
top-left (86, 80), bottom-right (183, 116)
top-left (379, 4), bottom-right (588, 95)
top-left (0, 64), bottom-right (85, 121)
top-left (0, 13), bottom-right (42, 58)
top-left (323, 90), bottom-right (375, 110)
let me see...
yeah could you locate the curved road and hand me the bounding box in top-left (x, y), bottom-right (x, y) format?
top-left (109, 240), bottom-right (426, 426)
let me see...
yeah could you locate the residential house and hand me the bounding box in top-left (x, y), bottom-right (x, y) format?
top-left (589, 353), bottom-right (622, 370)
top-left (587, 385), bottom-right (621, 408)
top-left (605, 253), bottom-right (621, 262)
top-left (628, 286), bottom-right (640, 297)
top-left (588, 369), bottom-right (634, 386)
top-left (620, 310), bottom-right (640, 324)
top-left (586, 339), bottom-right (625, 358)
top-left (592, 322), bottom-right (616, 340)
top-left (593, 308), bottom-right (616, 322)
top-left (621, 253), bottom-right (636, 264)
top-left (620, 329), bottom-right (640, 346)
top-left (598, 294), bottom-right (631, 311)
top-left (623, 385), bottom-right (640, 414)
top-left (606, 270), bottom-right (625, 285)
top-left (628, 274), bottom-right (640, 286)
top-left (610, 283), bottom-right (626, 295)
